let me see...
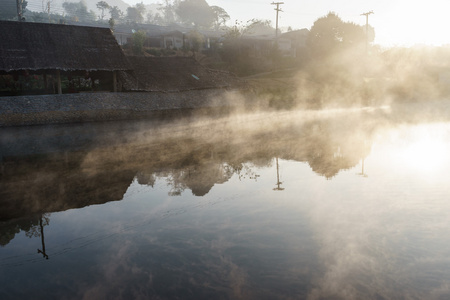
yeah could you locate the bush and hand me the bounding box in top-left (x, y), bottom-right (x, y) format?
top-left (132, 30), bottom-right (146, 55)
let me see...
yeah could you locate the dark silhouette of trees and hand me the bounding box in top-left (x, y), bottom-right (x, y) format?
top-left (62, 1), bottom-right (96, 22)
top-left (0, 215), bottom-right (49, 247)
top-left (157, 0), bottom-right (180, 25)
top-left (127, 3), bottom-right (146, 24)
top-left (96, 1), bottom-right (110, 20)
top-left (307, 12), bottom-right (366, 60)
top-left (211, 5), bottom-right (230, 30)
top-left (245, 19), bottom-right (276, 36)
top-left (176, 0), bottom-right (215, 28)
top-left (109, 6), bottom-right (123, 21)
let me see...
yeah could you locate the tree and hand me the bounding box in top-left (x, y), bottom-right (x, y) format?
top-left (135, 2), bottom-right (146, 17)
top-left (96, 1), bottom-right (110, 20)
top-left (126, 3), bottom-right (146, 23)
top-left (0, 0), bottom-right (28, 20)
top-left (176, 0), bottom-right (215, 28)
top-left (126, 7), bottom-right (141, 23)
top-left (145, 11), bottom-right (152, 23)
top-left (42, 0), bottom-right (53, 21)
top-left (307, 12), bottom-right (366, 59)
top-left (188, 30), bottom-right (204, 56)
top-left (109, 6), bottom-right (123, 21)
top-left (157, 0), bottom-right (179, 25)
top-left (152, 12), bottom-right (165, 25)
top-left (62, 1), bottom-right (96, 22)
top-left (244, 19), bottom-right (276, 36)
top-left (211, 5), bottom-right (229, 30)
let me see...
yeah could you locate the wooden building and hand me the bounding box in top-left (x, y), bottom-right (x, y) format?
top-left (0, 20), bottom-right (132, 96)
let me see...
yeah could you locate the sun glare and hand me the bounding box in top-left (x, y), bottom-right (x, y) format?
top-left (397, 125), bottom-right (450, 174)
top-left (402, 138), bottom-right (448, 172)
top-left (376, 1), bottom-right (450, 46)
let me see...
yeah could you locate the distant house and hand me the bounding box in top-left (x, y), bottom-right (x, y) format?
top-left (162, 30), bottom-right (185, 49)
top-left (279, 29), bottom-right (309, 57)
top-left (114, 28), bottom-right (132, 46)
top-left (239, 35), bottom-right (275, 58)
top-left (230, 29), bottom-right (309, 59)
top-left (114, 23), bottom-right (219, 52)
top-left (0, 20), bottom-right (132, 95)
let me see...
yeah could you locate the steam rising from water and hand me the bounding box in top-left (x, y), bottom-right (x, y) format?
top-left (238, 45), bottom-right (450, 111)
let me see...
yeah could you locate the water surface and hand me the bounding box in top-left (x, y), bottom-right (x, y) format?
top-left (2, 108), bottom-right (450, 299)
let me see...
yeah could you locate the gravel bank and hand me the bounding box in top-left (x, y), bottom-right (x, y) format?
top-left (0, 89), bottom-right (244, 127)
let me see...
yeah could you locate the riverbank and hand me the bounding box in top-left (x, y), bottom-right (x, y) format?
top-left (0, 89), bottom-right (245, 127)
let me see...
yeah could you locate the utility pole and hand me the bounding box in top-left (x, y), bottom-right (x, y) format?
top-left (271, 2), bottom-right (284, 39)
top-left (361, 11), bottom-right (374, 54)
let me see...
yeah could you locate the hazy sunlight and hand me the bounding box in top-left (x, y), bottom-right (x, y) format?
top-left (389, 124), bottom-right (450, 175)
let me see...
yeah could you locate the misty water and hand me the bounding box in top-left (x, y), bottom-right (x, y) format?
top-left (2, 105), bottom-right (450, 300)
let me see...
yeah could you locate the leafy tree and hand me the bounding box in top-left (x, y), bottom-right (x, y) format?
top-left (152, 12), bottom-right (165, 25)
top-left (223, 19), bottom-right (274, 38)
top-left (126, 7), bottom-right (141, 23)
top-left (245, 19), bottom-right (276, 36)
top-left (63, 1), bottom-right (96, 22)
top-left (0, 0), bottom-right (28, 20)
top-left (109, 6), bottom-right (123, 21)
top-left (188, 30), bottom-right (204, 55)
top-left (211, 5), bottom-right (229, 30)
top-left (145, 11), bottom-right (153, 23)
top-left (176, 0), bottom-right (215, 28)
top-left (220, 21), bottom-right (248, 65)
top-left (223, 20), bottom-right (245, 39)
top-left (157, 0), bottom-right (179, 25)
top-left (135, 2), bottom-right (146, 17)
top-left (96, 1), bottom-right (110, 20)
top-left (307, 12), bottom-right (366, 59)
top-left (126, 3), bottom-right (146, 23)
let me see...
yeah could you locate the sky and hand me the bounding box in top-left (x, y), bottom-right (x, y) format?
top-left (125, 0), bottom-right (450, 47)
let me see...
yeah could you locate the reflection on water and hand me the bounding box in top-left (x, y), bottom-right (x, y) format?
top-left (2, 109), bottom-right (450, 299)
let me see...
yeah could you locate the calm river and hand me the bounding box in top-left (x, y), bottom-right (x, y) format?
top-left (2, 105), bottom-right (450, 299)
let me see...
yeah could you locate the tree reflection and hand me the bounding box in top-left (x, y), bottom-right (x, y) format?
top-left (0, 113), bottom-right (376, 224)
top-left (37, 215), bottom-right (50, 259)
top-left (0, 214), bottom-right (50, 252)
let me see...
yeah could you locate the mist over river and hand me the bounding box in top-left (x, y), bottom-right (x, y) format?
top-left (2, 103), bottom-right (450, 300)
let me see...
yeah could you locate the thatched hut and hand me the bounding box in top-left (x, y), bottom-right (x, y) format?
top-left (0, 20), bottom-right (132, 96)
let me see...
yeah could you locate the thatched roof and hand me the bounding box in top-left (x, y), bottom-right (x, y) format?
top-left (122, 56), bottom-right (242, 92)
top-left (0, 21), bottom-right (132, 72)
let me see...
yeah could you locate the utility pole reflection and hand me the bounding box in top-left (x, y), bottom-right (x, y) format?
top-left (358, 158), bottom-right (368, 178)
top-left (273, 157), bottom-right (284, 191)
top-left (37, 215), bottom-right (49, 259)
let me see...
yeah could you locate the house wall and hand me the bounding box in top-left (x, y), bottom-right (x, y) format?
top-left (163, 36), bottom-right (184, 49)
top-left (114, 33), bottom-right (130, 45)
